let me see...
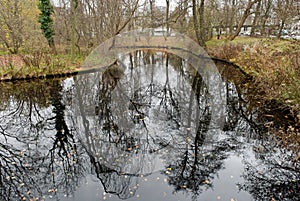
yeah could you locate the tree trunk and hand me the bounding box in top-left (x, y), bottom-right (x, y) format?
top-left (277, 19), bottom-right (285, 38)
top-left (229, 0), bottom-right (236, 35)
top-left (150, 0), bottom-right (154, 29)
top-left (49, 38), bottom-right (57, 54)
top-left (192, 0), bottom-right (206, 48)
top-left (166, 0), bottom-right (170, 34)
top-left (114, 0), bottom-right (139, 35)
top-left (229, 0), bottom-right (260, 41)
top-left (250, 0), bottom-right (261, 37)
top-left (260, 0), bottom-right (272, 36)
top-left (71, 0), bottom-right (78, 63)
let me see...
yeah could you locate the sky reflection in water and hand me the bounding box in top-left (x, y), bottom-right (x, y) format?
top-left (0, 53), bottom-right (299, 201)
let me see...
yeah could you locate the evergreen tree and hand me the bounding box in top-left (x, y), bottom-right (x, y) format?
top-left (38, 0), bottom-right (56, 53)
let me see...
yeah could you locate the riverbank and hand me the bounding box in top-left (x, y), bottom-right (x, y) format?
top-left (207, 37), bottom-right (300, 154)
top-left (0, 53), bottom-right (82, 82)
top-left (207, 37), bottom-right (300, 111)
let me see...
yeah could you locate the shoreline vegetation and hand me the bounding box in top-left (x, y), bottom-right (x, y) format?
top-left (0, 53), bottom-right (82, 82)
top-left (207, 37), bottom-right (300, 111)
top-left (1, 37), bottom-right (299, 109)
top-left (209, 37), bottom-right (300, 151)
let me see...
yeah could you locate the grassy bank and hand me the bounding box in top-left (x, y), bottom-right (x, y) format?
top-left (207, 37), bottom-right (300, 111)
top-left (0, 51), bottom-right (83, 81)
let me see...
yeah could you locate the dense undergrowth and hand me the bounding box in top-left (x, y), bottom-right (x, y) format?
top-left (207, 37), bottom-right (300, 111)
top-left (0, 49), bottom-right (83, 81)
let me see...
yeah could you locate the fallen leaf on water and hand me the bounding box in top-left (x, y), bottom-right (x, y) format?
top-left (203, 179), bottom-right (210, 184)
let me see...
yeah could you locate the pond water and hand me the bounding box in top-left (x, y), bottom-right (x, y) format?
top-left (0, 52), bottom-right (299, 201)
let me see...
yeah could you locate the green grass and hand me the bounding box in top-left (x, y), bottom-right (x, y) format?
top-left (0, 50), bottom-right (9, 55)
top-left (206, 36), bottom-right (263, 47)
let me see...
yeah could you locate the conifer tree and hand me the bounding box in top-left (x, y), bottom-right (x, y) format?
top-left (38, 0), bottom-right (56, 53)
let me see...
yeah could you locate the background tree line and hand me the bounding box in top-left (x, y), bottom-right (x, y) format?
top-left (0, 0), bottom-right (299, 55)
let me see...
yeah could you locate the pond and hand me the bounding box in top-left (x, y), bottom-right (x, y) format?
top-left (0, 52), bottom-right (299, 201)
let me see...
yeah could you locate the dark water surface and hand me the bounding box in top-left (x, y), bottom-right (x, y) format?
top-left (0, 53), bottom-right (299, 201)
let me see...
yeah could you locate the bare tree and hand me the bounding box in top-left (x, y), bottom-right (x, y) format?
top-left (229, 0), bottom-right (260, 40)
top-left (260, 0), bottom-right (273, 36)
top-left (0, 0), bottom-right (24, 53)
top-left (275, 0), bottom-right (296, 38)
top-left (53, 0), bottom-right (140, 51)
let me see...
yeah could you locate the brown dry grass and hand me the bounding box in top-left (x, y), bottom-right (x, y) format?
top-left (207, 37), bottom-right (300, 111)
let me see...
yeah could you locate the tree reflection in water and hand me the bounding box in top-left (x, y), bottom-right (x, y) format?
top-left (0, 52), bottom-right (299, 201)
top-left (72, 52), bottom-right (239, 199)
top-left (0, 80), bottom-right (87, 200)
top-left (240, 139), bottom-right (300, 200)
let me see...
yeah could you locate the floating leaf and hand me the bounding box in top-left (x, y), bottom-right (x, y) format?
top-left (203, 179), bottom-right (210, 184)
